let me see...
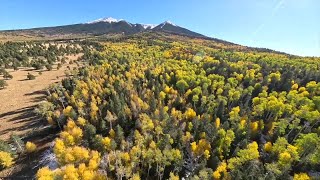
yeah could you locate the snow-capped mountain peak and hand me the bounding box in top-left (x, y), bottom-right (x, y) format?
top-left (159, 21), bottom-right (177, 28)
top-left (5, 16), bottom-right (205, 39)
top-left (87, 17), bottom-right (177, 29)
top-left (164, 21), bottom-right (176, 26)
top-left (142, 24), bottom-right (157, 29)
top-left (87, 17), bottom-right (122, 24)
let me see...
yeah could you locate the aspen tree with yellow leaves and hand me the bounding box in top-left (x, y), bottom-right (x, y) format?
top-left (32, 34), bottom-right (320, 179)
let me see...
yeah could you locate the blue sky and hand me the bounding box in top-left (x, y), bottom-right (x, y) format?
top-left (0, 0), bottom-right (319, 56)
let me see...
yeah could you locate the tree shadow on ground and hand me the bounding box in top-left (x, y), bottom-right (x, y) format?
top-left (0, 106), bottom-right (44, 137)
top-left (0, 89), bottom-right (48, 138)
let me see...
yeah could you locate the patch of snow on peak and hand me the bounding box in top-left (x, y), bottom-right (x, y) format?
top-left (87, 17), bottom-right (121, 24)
top-left (165, 21), bottom-right (176, 26)
top-left (159, 21), bottom-right (176, 28)
top-left (142, 24), bottom-right (157, 29)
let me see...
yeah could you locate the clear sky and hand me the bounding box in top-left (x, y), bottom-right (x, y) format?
top-left (0, 0), bottom-right (319, 56)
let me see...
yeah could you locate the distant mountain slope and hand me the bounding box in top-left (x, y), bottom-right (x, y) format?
top-left (152, 21), bottom-right (205, 38)
top-left (125, 31), bottom-right (297, 57)
top-left (0, 17), bottom-right (301, 57)
top-left (0, 17), bottom-right (206, 38)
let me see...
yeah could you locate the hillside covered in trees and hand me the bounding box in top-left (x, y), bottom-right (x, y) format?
top-left (12, 33), bottom-right (317, 180)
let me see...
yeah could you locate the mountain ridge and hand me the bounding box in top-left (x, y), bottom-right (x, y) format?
top-left (0, 17), bottom-right (206, 38)
top-left (0, 17), bottom-right (307, 57)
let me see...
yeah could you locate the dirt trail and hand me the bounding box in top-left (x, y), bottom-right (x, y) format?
top-left (0, 54), bottom-right (82, 140)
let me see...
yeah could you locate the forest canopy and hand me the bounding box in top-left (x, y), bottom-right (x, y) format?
top-left (32, 34), bottom-right (320, 179)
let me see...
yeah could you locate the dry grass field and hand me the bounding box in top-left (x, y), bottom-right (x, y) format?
top-left (0, 54), bottom-right (83, 178)
top-left (0, 54), bottom-right (82, 140)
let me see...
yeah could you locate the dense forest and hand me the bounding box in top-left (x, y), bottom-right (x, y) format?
top-left (1, 33), bottom-right (320, 179)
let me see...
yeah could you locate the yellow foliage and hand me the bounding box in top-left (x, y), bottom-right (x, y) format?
top-left (102, 137), bottom-right (111, 150)
top-left (279, 152), bottom-right (292, 166)
top-left (190, 139), bottom-right (211, 157)
top-left (185, 108), bottom-right (196, 120)
top-left (130, 173), bottom-right (141, 180)
top-left (215, 118), bottom-right (221, 128)
top-left (293, 173), bottom-right (310, 180)
top-left (60, 120), bottom-right (83, 146)
top-left (298, 87), bottom-right (306, 93)
top-left (200, 132), bottom-right (206, 138)
top-left (139, 114), bottom-right (154, 132)
top-left (81, 88), bottom-right (89, 99)
top-left (64, 164), bottom-right (79, 180)
top-left (54, 110), bottom-right (61, 118)
top-left (188, 122), bottom-right (193, 131)
top-left (213, 162), bottom-right (227, 179)
top-left (163, 51), bottom-right (172, 58)
top-left (0, 151), bottom-right (14, 168)
top-left (233, 106), bottom-right (240, 114)
top-left (292, 83), bottom-right (299, 90)
top-left (63, 106), bottom-right (73, 116)
top-left (267, 122), bottom-right (275, 135)
top-left (240, 119), bottom-right (246, 129)
top-left (149, 141), bottom-right (156, 149)
top-left (70, 127), bottom-right (83, 140)
top-left (228, 141), bottom-right (259, 169)
top-left (185, 89), bottom-right (192, 97)
top-left (268, 72), bottom-right (281, 82)
top-left (77, 117), bottom-right (86, 126)
top-left (264, 142), bottom-right (272, 152)
top-left (124, 107), bottom-right (132, 117)
top-left (164, 86), bottom-right (171, 93)
top-left (164, 106), bottom-right (169, 112)
top-left (81, 170), bottom-right (95, 180)
top-left (65, 152), bottom-right (75, 163)
top-left (109, 129), bottom-right (116, 138)
top-left (34, 34), bottom-right (320, 180)
top-left (172, 149), bottom-right (182, 159)
top-left (54, 139), bottom-right (65, 155)
top-left (159, 91), bottom-right (166, 99)
top-left (88, 151), bottom-right (100, 170)
top-left (47, 117), bottom-right (55, 125)
top-left (182, 131), bottom-right (192, 143)
top-left (204, 150), bottom-right (210, 159)
top-left (72, 146), bottom-right (90, 161)
top-left (169, 172), bottom-right (179, 180)
top-left (90, 102), bottom-right (99, 119)
top-left (229, 106), bottom-right (240, 121)
top-left (37, 167), bottom-right (54, 180)
top-left (191, 142), bottom-right (197, 152)
top-left (26, 141), bottom-right (37, 153)
top-left (251, 121), bottom-right (259, 132)
top-left (52, 92), bottom-right (59, 100)
top-left (216, 88), bottom-right (223, 95)
top-left (121, 152), bottom-right (131, 162)
top-left (66, 120), bottom-right (76, 130)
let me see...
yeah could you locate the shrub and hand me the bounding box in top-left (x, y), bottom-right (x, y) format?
top-left (0, 140), bottom-right (12, 153)
top-left (45, 64), bottom-right (53, 71)
top-left (57, 63), bottom-right (62, 70)
top-left (3, 72), bottom-right (13, 79)
top-left (0, 80), bottom-right (8, 89)
top-left (27, 73), bottom-right (36, 80)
